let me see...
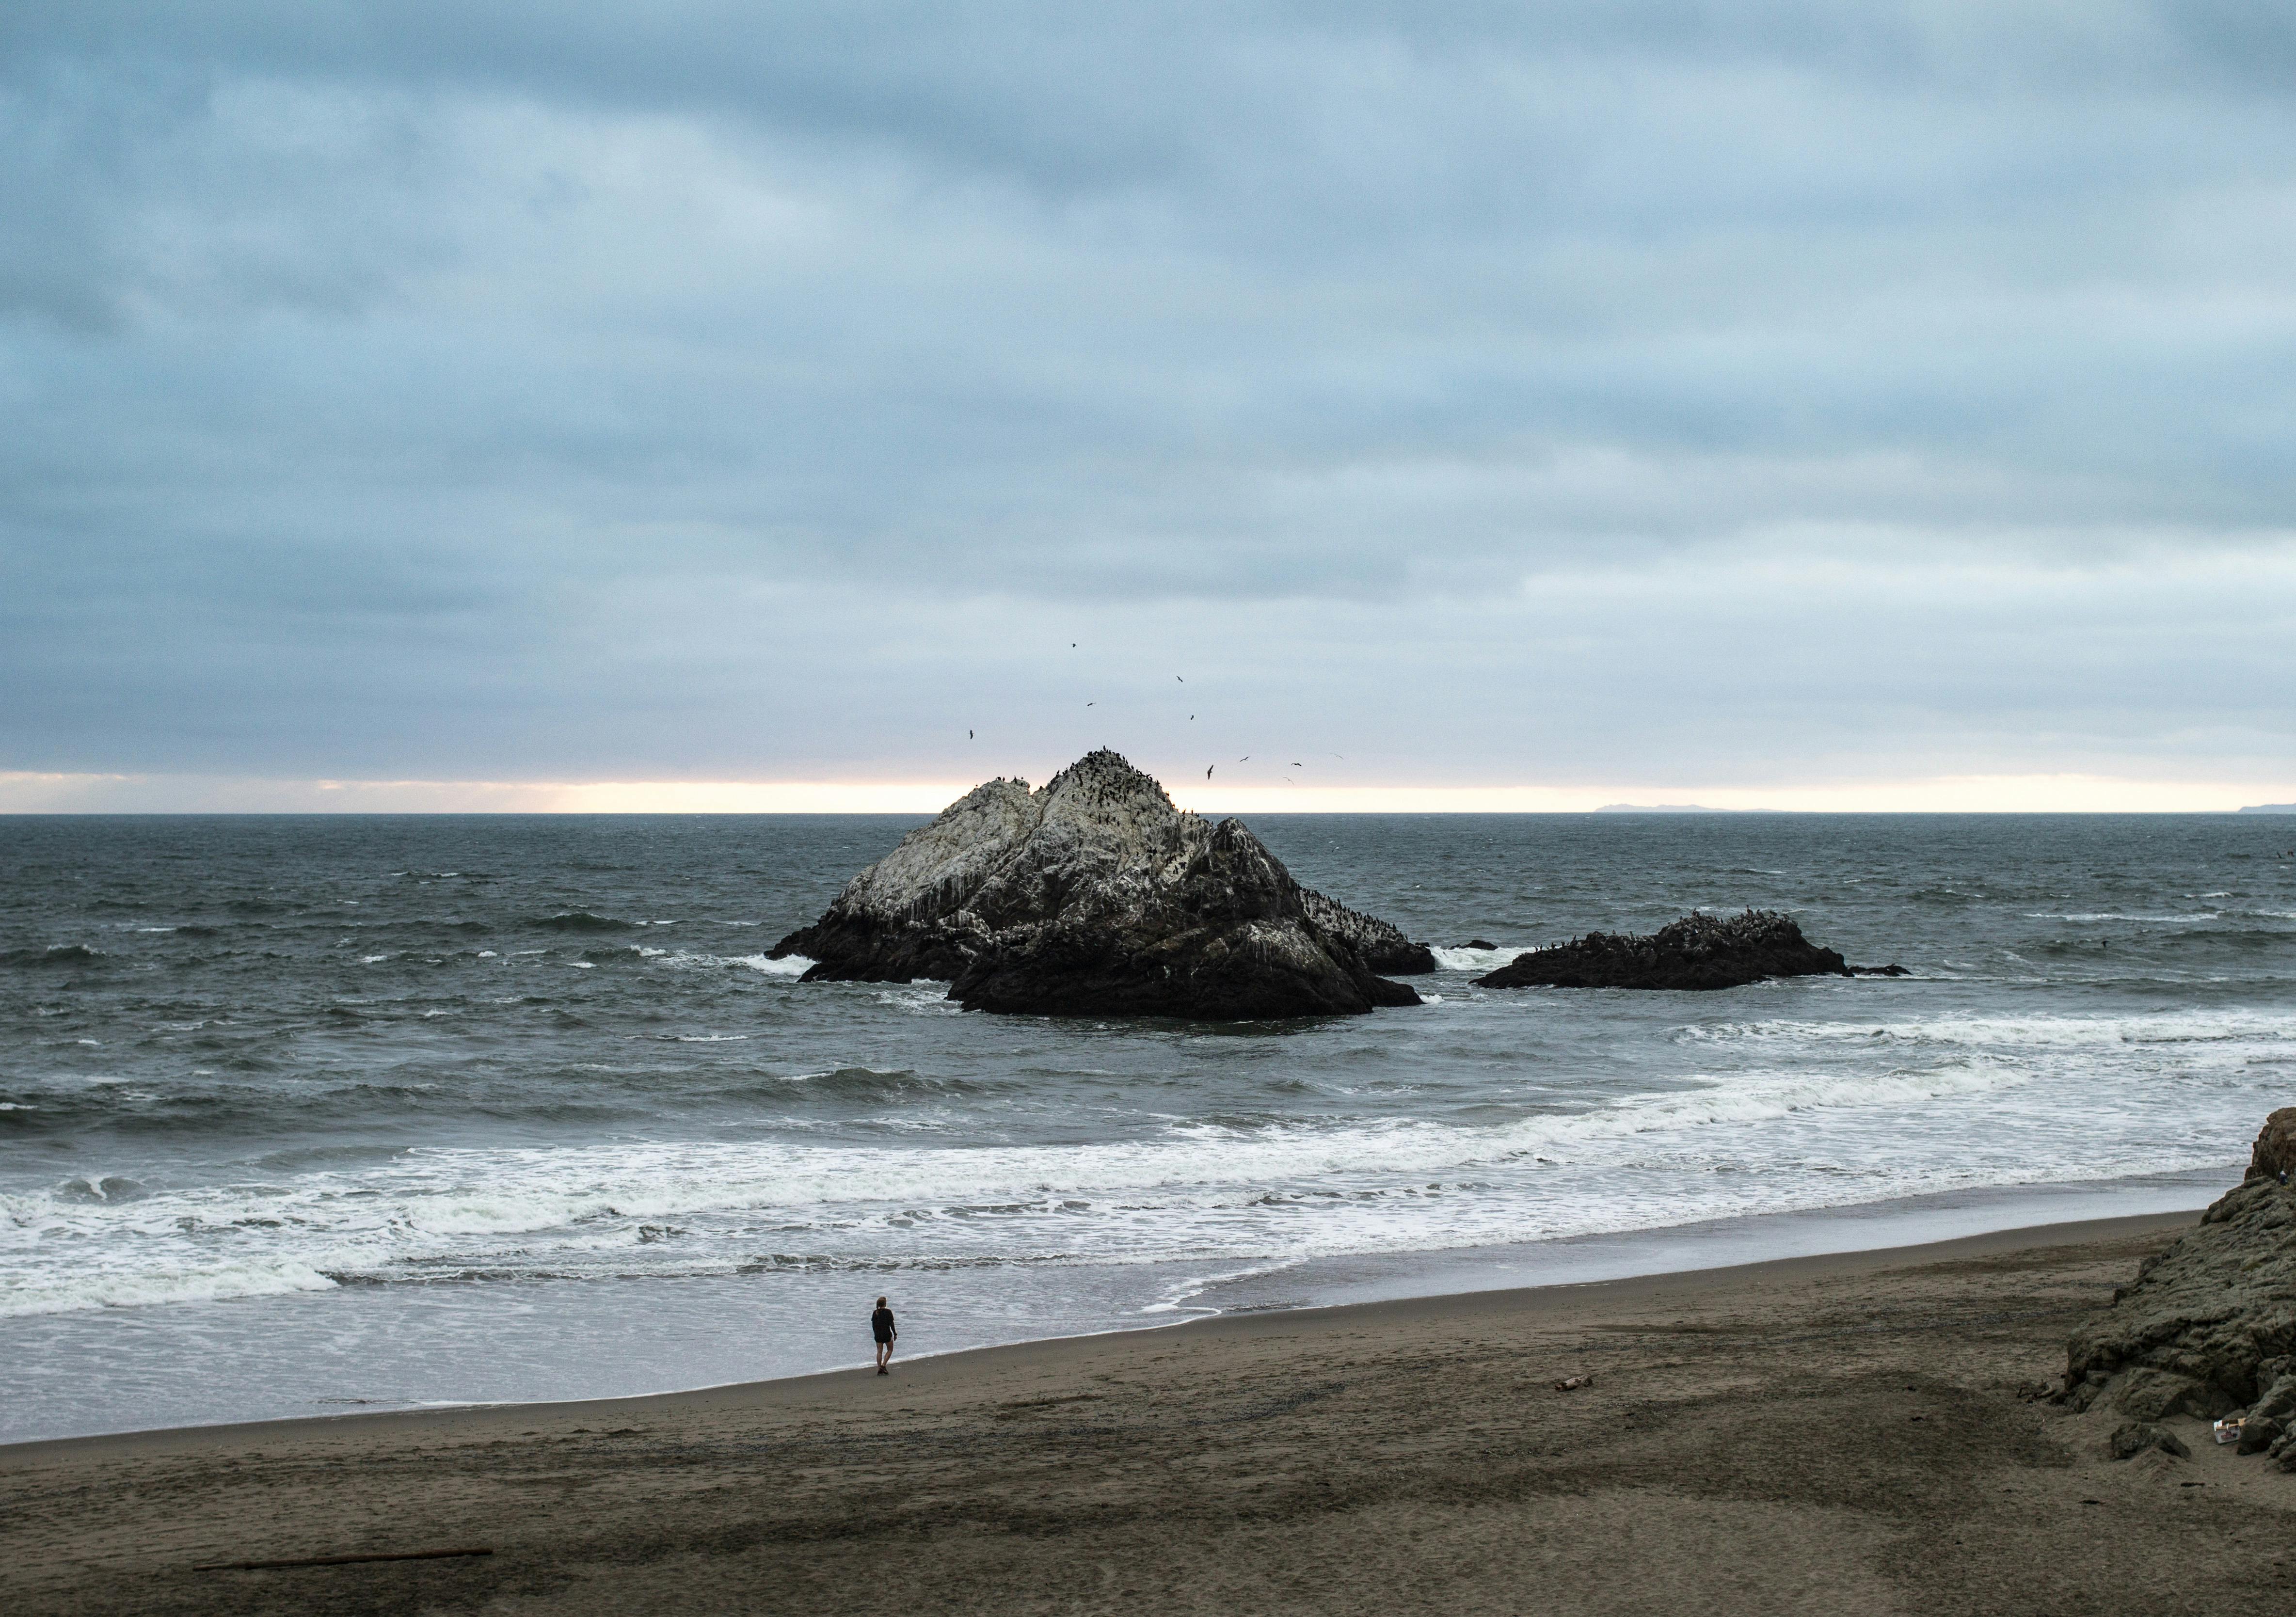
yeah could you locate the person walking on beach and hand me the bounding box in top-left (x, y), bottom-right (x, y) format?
top-left (871, 1296), bottom-right (897, 1375)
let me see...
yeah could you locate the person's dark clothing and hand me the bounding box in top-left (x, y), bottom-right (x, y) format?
top-left (871, 1307), bottom-right (896, 1344)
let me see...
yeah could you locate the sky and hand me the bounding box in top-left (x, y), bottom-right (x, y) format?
top-left (3, 2), bottom-right (2292, 812)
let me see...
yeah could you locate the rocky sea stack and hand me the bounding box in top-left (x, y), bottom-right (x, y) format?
top-left (1474, 908), bottom-right (1873, 991)
top-left (770, 749), bottom-right (1434, 1019)
top-left (2057, 1109), bottom-right (2296, 1470)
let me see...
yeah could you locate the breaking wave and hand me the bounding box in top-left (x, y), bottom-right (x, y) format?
top-left (3, 944), bottom-right (106, 967)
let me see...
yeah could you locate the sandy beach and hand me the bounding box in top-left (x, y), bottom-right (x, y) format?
top-left (7, 1208), bottom-right (2293, 1616)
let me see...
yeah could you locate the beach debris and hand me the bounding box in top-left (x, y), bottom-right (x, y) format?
top-left (2108, 1422), bottom-right (2188, 1460)
top-left (768, 749), bottom-right (1435, 1018)
top-left (1553, 1374), bottom-right (1594, 1392)
top-left (2215, 1416), bottom-right (2245, 1445)
top-left (194, 1546), bottom-right (494, 1572)
top-left (1475, 910), bottom-right (1876, 992)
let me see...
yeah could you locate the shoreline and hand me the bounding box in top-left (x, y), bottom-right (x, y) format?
top-left (0, 1205), bottom-right (2203, 1465)
top-left (12, 1200), bottom-right (2291, 1617)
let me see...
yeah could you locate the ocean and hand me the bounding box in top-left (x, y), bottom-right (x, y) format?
top-left (4, 811), bottom-right (2291, 1443)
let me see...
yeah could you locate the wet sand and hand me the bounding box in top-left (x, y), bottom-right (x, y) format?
top-left (8, 1209), bottom-right (2294, 1616)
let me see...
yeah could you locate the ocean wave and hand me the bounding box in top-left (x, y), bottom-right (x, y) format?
top-left (774, 1066), bottom-right (979, 1099)
top-left (2025, 911), bottom-right (2223, 923)
top-left (693, 951), bottom-right (813, 976)
top-left (2, 944), bottom-right (107, 967)
top-left (0, 1059), bottom-right (2054, 1316)
top-left (579, 945), bottom-right (670, 965)
top-left (0, 1254), bottom-right (343, 1316)
top-left (532, 911), bottom-right (634, 932)
top-left (1429, 945), bottom-right (1525, 972)
top-left (1681, 1006), bottom-right (2296, 1052)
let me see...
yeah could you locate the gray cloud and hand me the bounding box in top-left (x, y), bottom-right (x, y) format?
top-left (2, 4), bottom-right (2292, 790)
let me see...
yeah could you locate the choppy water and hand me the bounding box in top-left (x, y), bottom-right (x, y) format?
top-left (4, 812), bottom-right (2292, 1441)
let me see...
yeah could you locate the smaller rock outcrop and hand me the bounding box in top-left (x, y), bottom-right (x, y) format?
top-left (1473, 910), bottom-right (1863, 992)
top-left (2059, 1113), bottom-right (2296, 1470)
top-left (769, 750), bottom-right (1430, 1020)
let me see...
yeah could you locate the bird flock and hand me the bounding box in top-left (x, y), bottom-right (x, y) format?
top-left (960, 639), bottom-right (1351, 789)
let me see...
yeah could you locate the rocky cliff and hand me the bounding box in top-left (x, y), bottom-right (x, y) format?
top-left (769, 750), bottom-right (1431, 1018)
top-left (1473, 909), bottom-right (1859, 991)
top-left (2059, 1110), bottom-right (2296, 1469)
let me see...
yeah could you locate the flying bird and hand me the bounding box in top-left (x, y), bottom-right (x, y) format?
top-left (1292, 762), bottom-right (1303, 768)
top-left (1086, 701), bottom-right (1095, 706)
top-left (968, 729), bottom-right (973, 739)
top-left (1238, 755), bottom-right (1249, 761)
top-left (1205, 765), bottom-right (1214, 779)
top-left (1176, 675), bottom-right (1184, 682)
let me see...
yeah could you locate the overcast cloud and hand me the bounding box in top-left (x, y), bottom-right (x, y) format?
top-left (3, 2), bottom-right (2292, 803)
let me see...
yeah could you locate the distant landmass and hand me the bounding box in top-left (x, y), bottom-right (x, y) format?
top-left (2237, 803), bottom-right (2296, 814)
top-left (1594, 803), bottom-right (1734, 813)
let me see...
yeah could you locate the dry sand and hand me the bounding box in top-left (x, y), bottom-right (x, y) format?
top-left (7, 1210), bottom-right (2294, 1616)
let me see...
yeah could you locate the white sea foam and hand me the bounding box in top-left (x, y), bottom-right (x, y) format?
top-left (1683, 1005), bottom-right (2296, 1052)
top-left (0, 1051), bottom-right (2114, 1317)
top-left (1429, 946), bottom-right (1525, 972)
top-left (2025, 912), bottom-right (2221, 923)
top-left (702, 952), bottom-right (811, 976)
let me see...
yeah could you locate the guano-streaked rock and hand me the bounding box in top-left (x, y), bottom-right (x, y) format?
top-left (769, 749), bottom-right (1431, 1019)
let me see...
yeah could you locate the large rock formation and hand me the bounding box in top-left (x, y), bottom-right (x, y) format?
top-left (769, 750), bottom-right (1432, 1018)
top-left (1473, 909), bottom-right (1862, 991)
top-left (2059, 1112), bottom-right (2296, 1470)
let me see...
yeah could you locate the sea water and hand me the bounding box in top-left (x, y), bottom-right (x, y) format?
top-left (2, 812), bottom-right (2291, 1441)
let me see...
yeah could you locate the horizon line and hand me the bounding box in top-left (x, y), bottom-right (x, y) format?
top-left (4, 770), bottom-right (2294, 816)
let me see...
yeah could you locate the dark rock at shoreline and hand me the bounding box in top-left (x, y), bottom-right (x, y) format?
top-left (1465, 939), bottom-right (1498, 951)
top-left (2060, 1113), bottom-right (2296, 1469)
top-left (1473, 909), bottom-right (1859, 992)
top-left (769, 749), bottom-right (1429, 1019)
